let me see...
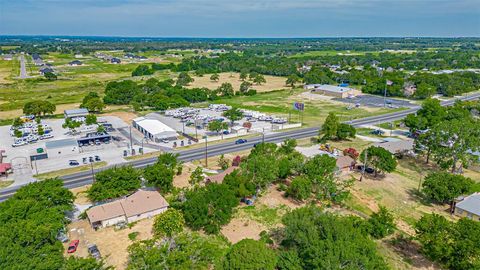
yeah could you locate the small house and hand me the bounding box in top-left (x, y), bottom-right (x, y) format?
top-left (69, 60), bottom-right (82, 66)
top-left (110, 58), bottom-right (121, 64)
top-left (454, 193), bottom-right (480, 221)
top-left (86, 190), bottom-right (169, 229)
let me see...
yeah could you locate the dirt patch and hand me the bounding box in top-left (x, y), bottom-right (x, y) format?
top-left (0, 103), bottom-right (81, 119)
top-left (221, 217), bottom-right (267, 244)
top-left (187, 72), bottom-right (288, 93)
top-left (66, 218), bottom-right (154, 270)
top-left (174, 162), bottom-right (197, 188)
top-left (102, 110), bottom-right (138, 124)
top-left (258, 184), bottom-right (303, 209)
top-left (71, 185), bottom-right (92, 205)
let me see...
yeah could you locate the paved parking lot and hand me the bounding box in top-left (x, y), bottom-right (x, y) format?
top-left (0, 116), bottom-right (158, 184)
top-left (334, 94), bottom-right (415, 108)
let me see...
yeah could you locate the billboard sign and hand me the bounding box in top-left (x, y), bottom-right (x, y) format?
top-left (293, 102), bottom-right (305, 111)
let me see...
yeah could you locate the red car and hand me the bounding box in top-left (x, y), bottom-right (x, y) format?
top-left (67, 240), bottom-right (79, 253)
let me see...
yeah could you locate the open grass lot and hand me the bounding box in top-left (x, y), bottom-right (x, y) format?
top-left (0, 52), bottom-right (173, 118)
top-left (187, 72), bottom-right (289, 93)
top-left (208, 88), bottom-right (402, 126)
top-left (0, 58), bottom-right (17, 83)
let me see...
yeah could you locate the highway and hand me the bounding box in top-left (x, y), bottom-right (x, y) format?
top-left (0, 92), bottom-right (479, 202)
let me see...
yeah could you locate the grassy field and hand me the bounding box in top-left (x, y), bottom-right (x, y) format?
top-left (35, 161), bottom-right (108, 180)
top-left (207, 88), bottom-right (402, 126)
top-left (187, 72), bottom-right (290, 92)
top-left (0, 52), bottom-right (174, 118)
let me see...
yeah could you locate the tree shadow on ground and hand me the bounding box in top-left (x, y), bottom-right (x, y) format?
top-left (385, 234), bottom-right (439, 269)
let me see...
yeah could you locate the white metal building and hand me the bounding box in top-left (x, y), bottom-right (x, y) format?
top-left (132, 117), bottom-right (178, 142)
top-left (64, 108), bottom-right (89, 119)
top-left (305, 84), bottom-right (356, 98)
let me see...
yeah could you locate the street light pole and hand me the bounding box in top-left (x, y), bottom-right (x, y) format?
top-left (262, 127), bottom-right (265, 143)
top-left (129, 126), bottom-right (133, 151)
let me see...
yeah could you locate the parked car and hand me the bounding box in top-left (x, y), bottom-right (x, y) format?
top-left (87, 244), bottom-right (101, 260)
top-left (82, 157), bottom-right (88, 164)
top-left (371, 129), bottom-right (385, 135)
top-left (161, 139), bottom-right (169, 143)
top-left (235, 139), bottom-right (248, 144)
top-left (89, 156), bottom-right (94, 163)
top-left (57, 231), bottom-right (69, 243)
top-left (356, 165), bottom-right (375, 174)
top-left (67, 240), bottom-right (80, 253)
top-left (69, 160), bottom-right (79, 166)
top-left (12, 141), bottom-right (28, 147)
top-left (94, 155), bottom-right (101, 161)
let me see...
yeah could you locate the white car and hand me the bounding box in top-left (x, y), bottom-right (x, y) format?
top-left (39, 134), bottom-right (54, 140)
top-left (12, 141), bottom-right (28, 147)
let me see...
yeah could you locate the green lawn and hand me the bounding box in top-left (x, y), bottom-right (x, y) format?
top-left (209, 89), bottom-right (403, 126)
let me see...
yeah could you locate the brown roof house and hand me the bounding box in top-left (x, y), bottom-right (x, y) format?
top-left (86, 190), bottom-right (169, 229)
top-left (205, 166), bottom-right (237, 184)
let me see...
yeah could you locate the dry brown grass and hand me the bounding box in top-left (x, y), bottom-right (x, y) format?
top-left (187, 72), bottom-right (289, 93)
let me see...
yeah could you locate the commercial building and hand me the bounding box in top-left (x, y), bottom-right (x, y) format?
top-left (305, 84), bottom-right (356, 98)
top-left (86, 190), bottom-right (169, 228)
top-left (132, 117), bottom-right (178, 142)
top-left (453, 193), bottom-right (480, 221)
top-left (64, 108), bottom-right (89, 119)
top-left (45, 138), bottom-right (79, 158)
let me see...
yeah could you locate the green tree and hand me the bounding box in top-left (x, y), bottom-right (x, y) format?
top-left (132, 64), bottom-right (154, 76)
top-left (414, 82), bottom-right (437, 99)
top-left (12, 117), bottom-right (23, 128)
top-left (210, 73), bottom-right (220, 81)
top-left (367, 206), bottom-right (396, 239)
top-left (429, 119), bottom-right (480, 173)
top-left (239, 81), bottom-right (252, 94)
top-left (303, 155), bottom-right (352, 202)
top-left (189, 166), bottom-right (204, 186)
top-left (223, 239), bottom-right (277, 270)
top-left (239, 70), bottom-right (248, 81)
top-left (127, 232), bottom-right (228, 269)
top-left (182, 183), bottom-right (238, 234)
top-left (208, 120), bottom-right (229, 135)
top-left (218, 82), bottom-right (235, 97)
top-left (336, 123), bottom-right (356, 140)
top-left (422, 172), bottom-right (474, 204)
top-left (144, 162), bottom-right (175, 193)
top-left (37, 124), bottom-right (45, 136)
top-left (223, 107), bottom-right (243, 126)
top-left (404, 98), bottom-right (446, 132)
top-left (62, 257), bottom-right (109, 270)
top-left (23, 100), bottom-right (56, 116)
top-left (360, 146), bottom-right (397, 177)
top-left (223, 169), bottom-right (256, 198)
top-left (286, 74), bottom-right (300, 87)
top-left (87, 166), bottom-right (141, 201)
top-left (213, 155), bottom-right (227, 171)
top-left (286, 176), bottom-right (312, 201)
top-left (104, 80), bottom-right (141, 105)
top-left (62, 118), bottom-right (82, 134)
top-left (253, 74), bottom-right (267, 85)
top-left (320, 112), bottom-right (339, 141)
top-left (81, 92), bottom-right (105, 112)
top-left (153, 209), bottom-right (185, 238)
top-left (176, 72), bottom-right (194, 86)
top-left (281, 206), bottom-right (388, 270)
top-left (276, 250), bottom-right (303, 270)
top-left (85, 114), bottom-right (97, 125)
top-left (44, 71), bottom-right (57, 81)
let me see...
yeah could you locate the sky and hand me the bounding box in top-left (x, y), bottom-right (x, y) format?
top-left (0, 0), bottom-right (479, 37)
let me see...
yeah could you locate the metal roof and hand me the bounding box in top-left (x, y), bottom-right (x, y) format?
top-left (456, 193), bottom-right (480, 216)
top-left (314, 84), bottom-right (354, 93)
top-left (64, 108), bottom-right (89, 116)
top-left (133, 117), bottom-right (177, 137)
top-left (45, 138), bottom-right (78, 149)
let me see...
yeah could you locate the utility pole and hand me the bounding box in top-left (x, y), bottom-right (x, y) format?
top-left (204, 135), bottom-right (208, 167)
top-left (383, 79), bottom-right (387, 108)
top-left (360, 148), bottom-right (368, 182)
top-left (90, 162), bottom-right (95, 183)
top-left (262, 127), bottom-right (265, 143)
top-left (129, 126), bottom-right (133, 151)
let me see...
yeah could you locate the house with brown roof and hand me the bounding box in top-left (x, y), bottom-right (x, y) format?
top-left (205, 166), bottom-right (237, 184)
top-left (86, 190), bottom-right (169, 229)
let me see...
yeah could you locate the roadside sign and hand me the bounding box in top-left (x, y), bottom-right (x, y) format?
top-left (293, 102), bottom-right (305, 111)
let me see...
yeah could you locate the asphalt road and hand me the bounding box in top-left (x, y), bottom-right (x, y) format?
top-left (18, 54), bottom-right (30, 79)
top-left (1, 92), bottom-right (479, 202)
